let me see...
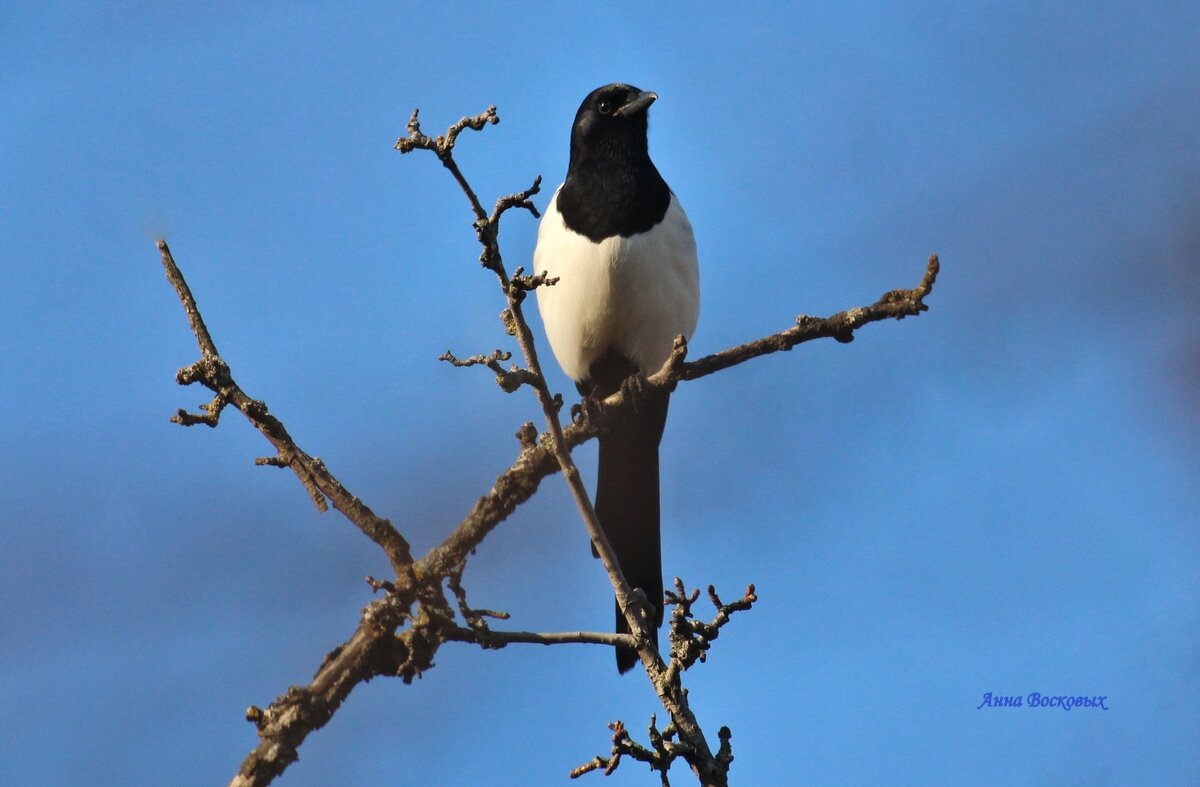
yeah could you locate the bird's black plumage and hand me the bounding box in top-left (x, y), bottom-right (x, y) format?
top-left (556, 84), bottom-right (672, 243)
top-left (534, 83), bottom-right (700, 674)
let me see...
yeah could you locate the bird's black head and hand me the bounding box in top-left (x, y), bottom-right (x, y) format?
top-left (569, 83), bottom-right (658, 168)
top-left (558, 83), bottom-right (669, 241)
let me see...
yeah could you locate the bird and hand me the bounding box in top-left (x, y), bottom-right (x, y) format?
top-left (533, 84), bottom-right (700, 673)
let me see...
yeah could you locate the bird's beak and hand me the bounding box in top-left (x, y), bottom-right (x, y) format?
top-left (614, 90), bottom-right (658, 117)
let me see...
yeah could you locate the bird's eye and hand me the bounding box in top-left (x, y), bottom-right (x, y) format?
top-left (597, 99), bottom-right (612, 115)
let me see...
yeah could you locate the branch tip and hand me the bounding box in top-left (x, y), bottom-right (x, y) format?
top-left (366, 576), bottom-right (396, 593)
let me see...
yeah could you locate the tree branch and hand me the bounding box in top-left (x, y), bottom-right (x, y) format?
top-left (417, 252), bottom-right (939, 583)
top-left (160, 100), bottom-right (939, 787)
top-left (232, 593), bottom-right (414, 787)
top-left (677, 254), bottom-right (939, 382)
top-left (159, 240), bottom-right (415, 574)
top-left (570, 717), bottom-right (685, 785)
top-left (444, 625), bottom-right (637, 649)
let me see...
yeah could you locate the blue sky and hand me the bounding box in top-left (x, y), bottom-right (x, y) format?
top-left (3, 2), bottom-right (1199, 785)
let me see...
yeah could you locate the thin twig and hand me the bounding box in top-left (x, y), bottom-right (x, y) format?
top-left (570, 717), bottom-right (683, 784)
top-left (439, 348), bottom-right (540, 392)
top-left (443, 626), bottom-right (637, 649)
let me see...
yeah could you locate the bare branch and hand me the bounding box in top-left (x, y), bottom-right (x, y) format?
top-left (365, 575), bottom-right (395, 593)
top-left (230, 593), bottom-right (415, 787)
top-left (172, 392), bottom-right (227, 427)
top-left (439, 348), bottom-right (513, 368)
top-left (444, 626), bottom-right (637, 649)
top-left (159, 240), bottom-right (414, 573)
top-left (571, 717), bottom-right (684, 784)
top-left (394, 106), bottom-right (499, 223)
top-left (393, 105), bottom-right (499, 157)
top-left (674, 254), bottom-right (940, 382)
top-left (439, 348), bottom-right (540, 392)
top-left (164, 235), bottom-right (934, 785)
top-left (159, 97), bottom-right (938, 786)
top-left (159, 240), bottom-right (220, 357)
top-left (492, 174), bottom-right (543, 222)
top-left (445, 563), bottom-right (511, 634)
top-left (399, 106), bottom-right (740, 787)
top-left (664, 580), bottom-right (759, 677)
top-left (446, 252), bottom-right (941, 567)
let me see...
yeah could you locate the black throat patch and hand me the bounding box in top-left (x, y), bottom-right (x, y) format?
top-left (557, 161), bottom-right (671, 243)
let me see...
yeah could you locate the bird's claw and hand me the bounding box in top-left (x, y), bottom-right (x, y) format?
top-left (620, 372), bottom-right (651, 417)
top-left (575, 393), bottom-right (604, 425)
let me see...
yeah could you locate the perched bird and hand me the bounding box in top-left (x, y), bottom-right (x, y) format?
top-left (533, 84), bottom-right (700, 673)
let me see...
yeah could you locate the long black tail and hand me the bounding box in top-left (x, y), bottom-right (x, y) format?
top-left (594, 387), bottom-right (669, 674)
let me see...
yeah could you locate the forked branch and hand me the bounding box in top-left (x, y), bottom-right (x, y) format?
top-left (159, 101), bottom-right (938, 787)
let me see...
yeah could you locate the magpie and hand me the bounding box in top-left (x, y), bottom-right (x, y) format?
top-left (533, 84), bottom-right (700, 673)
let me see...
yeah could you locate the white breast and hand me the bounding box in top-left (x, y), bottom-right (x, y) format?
top-left (533, 188), bottom-right (700, 384)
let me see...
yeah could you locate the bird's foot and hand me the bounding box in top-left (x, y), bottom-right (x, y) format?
top-left (619, 372), bottom-right (651, 417)
top-left (573, 391), bottom-right (605, 426)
